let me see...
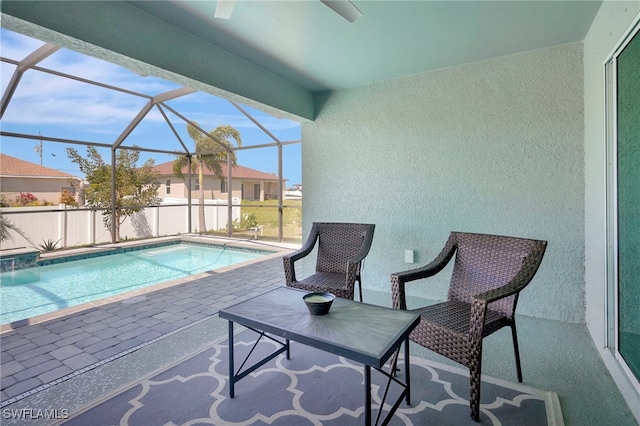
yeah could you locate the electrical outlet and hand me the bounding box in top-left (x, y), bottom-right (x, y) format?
top-left (404, 249), bottom-right (414, 263)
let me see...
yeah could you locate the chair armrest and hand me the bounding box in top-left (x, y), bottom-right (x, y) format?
top-left (284, 243), bottom-right (315, 263)
top-left (283, 224), bottom-right (319, 284)
top-left (473, 281), bottom-right (521, 305)
top-left (467, 282), bottom-right (518, 345)
top-left (390, 234), bottom-right (457, 310)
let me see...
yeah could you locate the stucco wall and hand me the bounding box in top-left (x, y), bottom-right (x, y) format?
top-left (304, 42), bottom-right (585, 323)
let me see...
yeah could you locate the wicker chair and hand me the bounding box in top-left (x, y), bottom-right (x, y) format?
top-left (283, 222), bottom-right (375, 301)
top-left (391, 231), bottom-right (547, 421)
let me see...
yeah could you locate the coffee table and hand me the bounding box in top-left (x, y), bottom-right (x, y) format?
top-left (219, 287), bottom-right (420, 425)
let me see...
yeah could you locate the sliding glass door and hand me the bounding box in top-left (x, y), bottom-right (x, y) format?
top-left (607, 18), bottom-right (640, 391)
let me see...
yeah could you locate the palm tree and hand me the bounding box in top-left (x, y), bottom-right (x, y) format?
top-left (173, 123), bottom-right (242, 233)
top-left (0, 214), bottom-right (35, 246)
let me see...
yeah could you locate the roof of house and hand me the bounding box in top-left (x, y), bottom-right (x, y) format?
top-left (154, 160), bottom-right (282, 181)
top-left (0, 154), bottom-right (79, 179)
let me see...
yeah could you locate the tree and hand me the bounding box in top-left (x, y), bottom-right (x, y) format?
top-left (0, 214), bottom-right (35, 246)
top-left (60, 189), bottom-right (79, 207)
top-left (173, 123), bottom-right (242, 233)
top-left (66, 146), bottom-right (161, 241)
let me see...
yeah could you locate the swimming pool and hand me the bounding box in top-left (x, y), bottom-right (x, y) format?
top-left (0, 242), bottom-right (269, 325)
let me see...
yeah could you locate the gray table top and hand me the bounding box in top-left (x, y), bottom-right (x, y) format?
top-left (219, 287), bottom-right (420, 368)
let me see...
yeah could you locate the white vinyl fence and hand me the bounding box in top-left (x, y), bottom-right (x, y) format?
top-left (0, 200), bottom-right (241, 251)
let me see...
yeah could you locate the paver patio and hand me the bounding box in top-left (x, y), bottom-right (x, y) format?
top-left (0, 254), bottom-right (286, 406)
top-left (0, 244), bottom-right (637, 425)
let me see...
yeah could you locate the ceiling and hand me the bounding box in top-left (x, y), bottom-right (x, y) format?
top-left (130, 0), bottom-right (602, 92)
top-left (1, 0), bottom-right (603, 119)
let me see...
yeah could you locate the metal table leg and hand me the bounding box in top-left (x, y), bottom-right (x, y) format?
top-left (404, 338), bottom-right (411, 404)
top-left (228, 321), bottom-right (235, 398)
top-left (370, 340), bottom-right (413, 425)
top-left (227, 324), bottom-right (289, 398)
top-left (364, 365), bottom-right (371, 426)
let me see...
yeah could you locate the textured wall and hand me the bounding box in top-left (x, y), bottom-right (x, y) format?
top-left (304, 43), bottom-right (585, 322)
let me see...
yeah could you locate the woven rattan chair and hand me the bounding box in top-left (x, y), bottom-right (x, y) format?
top-left (283, 222), bottom-right (375, 301)
top-left (391, 231), bottom-right (547, 421)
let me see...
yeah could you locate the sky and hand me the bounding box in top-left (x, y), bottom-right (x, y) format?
top-left (0, 28), bottom-right (302, 186)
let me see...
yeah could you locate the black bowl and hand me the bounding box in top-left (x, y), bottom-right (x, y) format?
top-left (303, 292), bottom-right (336, 315)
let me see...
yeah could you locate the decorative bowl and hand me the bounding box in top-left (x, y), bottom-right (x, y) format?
top-left (303, 292), bottom-right (336, 315)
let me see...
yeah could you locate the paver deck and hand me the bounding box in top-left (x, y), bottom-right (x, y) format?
top-left (0, 252), bottom-right (288, 407)
top-left (1, 241), bottom-right (638, 426)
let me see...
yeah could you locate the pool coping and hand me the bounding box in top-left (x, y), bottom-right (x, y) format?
top-left (0, 235), bottom-right (295, 334)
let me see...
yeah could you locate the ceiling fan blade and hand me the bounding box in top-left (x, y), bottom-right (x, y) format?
top-left (320, 0), bottom-right (363, 23)
top-left (214, 0), bottom-right (236, 19)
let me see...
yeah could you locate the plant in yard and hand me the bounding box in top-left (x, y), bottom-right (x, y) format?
top-left (66, 146), bottom-right (161, 241)
top-left (38, 238), bottom-right (60, 251)
top-left (60, 189), bottom-right (79, 207)
top-left (0, 214), bottom-right (17, 242)
top-left (18, 192), bottom-right (38, 206)
top-left (241, 212), bottom-right (259, 230)
top-left (0, 214), bottom-right (36, 246)
top-left (173, 123), bottom-right (242, 234)
top-left (224, 218), bottom-right (242, 232)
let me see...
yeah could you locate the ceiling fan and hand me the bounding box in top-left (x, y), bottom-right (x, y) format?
top-left (214, 0), bottom-right (363, 23)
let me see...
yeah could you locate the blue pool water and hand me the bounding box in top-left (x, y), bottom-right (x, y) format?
top-left (0, 243), bottom-right (267, 325)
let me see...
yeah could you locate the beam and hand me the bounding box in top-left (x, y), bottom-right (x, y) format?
top-left (0, 43), bottom-right (59, 118)
top-left (1, 2), bottom-right (316, 120)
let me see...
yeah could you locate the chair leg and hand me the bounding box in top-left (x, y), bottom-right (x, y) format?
top-left (469, 347), bottom-right (482, 422)
top-left (356, 276), bottom-right (363, 302)
top-left (511, 322), bottom-right (523, 382)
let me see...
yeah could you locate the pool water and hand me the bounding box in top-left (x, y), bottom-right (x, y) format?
top-left (0, 243), bottom-right (266, 325)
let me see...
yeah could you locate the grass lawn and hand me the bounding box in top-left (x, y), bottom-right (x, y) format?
top-left (209, 199), bottom-right (302, 243)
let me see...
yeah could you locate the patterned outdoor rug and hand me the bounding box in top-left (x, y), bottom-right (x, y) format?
top-left (64, 329), bottom-right (563, 425)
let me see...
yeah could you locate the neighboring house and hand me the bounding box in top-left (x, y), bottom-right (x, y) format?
top-left (153, 161), bottom-right (285, 202)
top-left (0, 154), bottom-right (83, 205)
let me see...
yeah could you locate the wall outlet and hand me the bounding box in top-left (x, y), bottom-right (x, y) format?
top-left (404, 249), bottom-right (415, 263)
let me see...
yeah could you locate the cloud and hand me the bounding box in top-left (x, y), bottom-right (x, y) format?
top-left (166, 94), bottom-right (301, 131)
top-left (1, 28), bottom-right (300, 146)
top-left (3, 66), bottom-right (176, 129)
top-left (0, 29), bottom-right (44, 60)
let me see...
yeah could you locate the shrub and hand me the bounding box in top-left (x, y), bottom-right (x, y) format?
top-left (38, 238), bottom-right (60, 251)
top-left (18, 192), bottom-right (38, 206)
top-left (241, 212), bottom-right (259, 229)
top-left (60, 189), bottom-right (79, 207)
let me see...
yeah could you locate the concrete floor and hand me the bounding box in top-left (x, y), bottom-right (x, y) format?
top-left (0, 242), bottom-right (637, 425)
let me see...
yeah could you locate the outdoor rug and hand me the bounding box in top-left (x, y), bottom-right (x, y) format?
top-left (64, 329), bottom-right (563, 426)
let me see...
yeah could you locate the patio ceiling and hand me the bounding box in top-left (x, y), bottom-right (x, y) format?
top-left (1, 1), bottom-right (602, 120)
top-left (130, 0), bottom-right (602, 91)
